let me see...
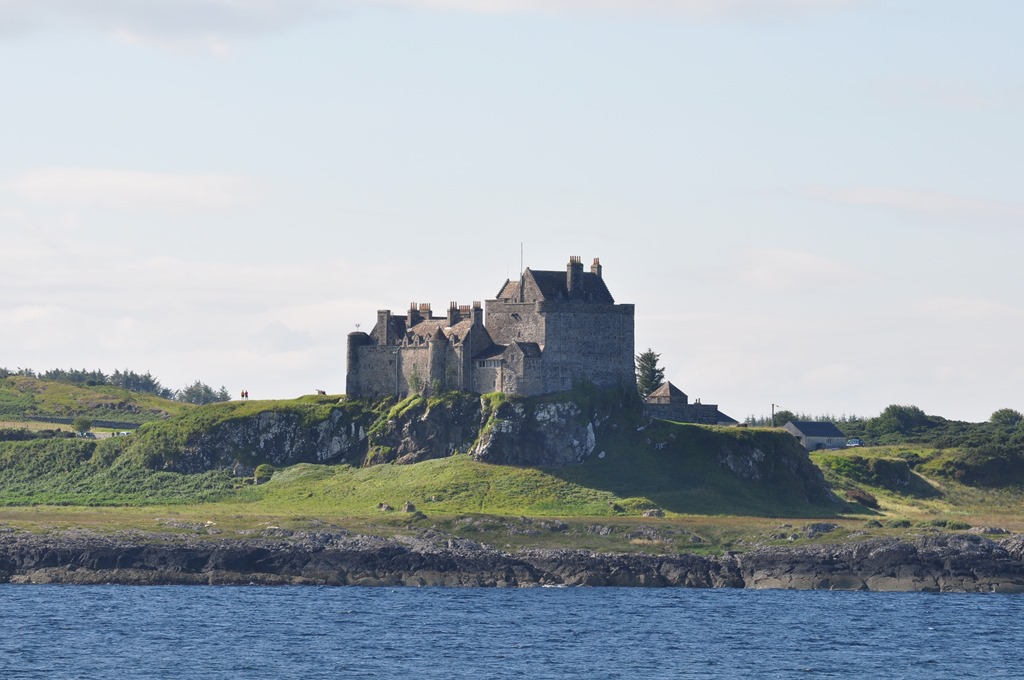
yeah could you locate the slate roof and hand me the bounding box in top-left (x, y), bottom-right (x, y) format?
top-left (716, 411), bottom-right (739, 425)
top-left (785, 421), bottom-right (845, 438)
top-left (646, 381), bottom-right (687, 402)
top-left (495, 268), bottom-right (615, 304)
top-left (406, 320), bottom-right (446, 343)
top-left (509, 341), bottom-right (543, 358)
top-left (473, 343), bottom-right (507, 360)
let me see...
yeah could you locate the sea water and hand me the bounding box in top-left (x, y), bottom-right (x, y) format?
top-left (1, 585), bottom-right (1023, 679)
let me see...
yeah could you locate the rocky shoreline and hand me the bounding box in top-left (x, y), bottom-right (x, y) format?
top-left (3, 529), bottom-right (1024, 592)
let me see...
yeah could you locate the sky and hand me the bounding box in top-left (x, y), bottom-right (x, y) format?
top-left (1, 0), bottom-right (1022, 422)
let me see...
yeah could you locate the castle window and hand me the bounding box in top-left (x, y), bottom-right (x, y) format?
top-left (477, 359), bottom-right (501, 368)
top-left (511, 313), bottom-right (521, 321)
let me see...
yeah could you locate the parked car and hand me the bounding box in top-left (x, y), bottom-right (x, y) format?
top-left (846, 438), bottom-right (863, 447)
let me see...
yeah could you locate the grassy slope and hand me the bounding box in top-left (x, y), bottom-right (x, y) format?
top-left (812, 446), bottom-right (1024, 531)
top-left (0, 375), bottom-right (190, 424)
top-left (0, 420), bottom-right (837, 517)
top-left (2, 389), bottom-right (1024, 553)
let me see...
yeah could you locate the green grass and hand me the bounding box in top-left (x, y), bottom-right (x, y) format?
top-left (811, 446), bottom-right (1024, 531)
top-left (0, 439), bottom-right (234, 506)
top-left (0, 375), bottom-right (190, 424)
top-left (121, 394), bottom-right (367, 468)
top-left (6, 393), bottom-right (1024, 555)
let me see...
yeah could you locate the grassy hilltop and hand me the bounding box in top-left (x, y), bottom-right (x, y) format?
top-left (2, 379), bottom-right (1024, 554)
top-left (0, 374), bottom-right (191, 426)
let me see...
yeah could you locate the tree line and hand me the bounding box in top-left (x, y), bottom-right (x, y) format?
top-left (0, 367), bottom-right (231, 405)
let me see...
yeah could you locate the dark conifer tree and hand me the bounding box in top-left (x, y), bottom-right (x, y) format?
top-left (635, 348), bottom-right (665, 401)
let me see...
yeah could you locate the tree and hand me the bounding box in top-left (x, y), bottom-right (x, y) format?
top-left (175, 380), bottom-right (231, 405)
top-left (872, 404), bottom-right (930, 436)
top-left (72, 417), bottom-right (93, 434)
top-left (635, 348), bottom-right (665, 400)
top-left (990, 408), bottom-right (1024, 428)
top-left (772, 410), bottom-right (797, 427)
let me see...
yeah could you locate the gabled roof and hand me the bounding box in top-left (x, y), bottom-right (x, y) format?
top-left (473, 343), bottom-right (507, 360)
top-left (406, 319), bottom-right (446, 343)
top-left (646, 381), bottom-right (687, 402)
top-left (785, 421), bottom-right (845, 438)
top-left (716, 411), bottom-right (739, 425)
top-left (495, 268), bottom-right (615, 304)
top-left (508, 341), bottom-right (542, 358)
top-left (528, 269), bottom-right (614, 303)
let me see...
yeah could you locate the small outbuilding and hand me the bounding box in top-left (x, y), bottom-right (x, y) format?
top-left (783, 421), bottom-right (847, 451)
top-left (644, 380), bottom-right (734, 425)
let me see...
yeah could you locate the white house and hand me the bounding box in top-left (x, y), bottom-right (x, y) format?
top-left (783, 421), bottom-right (847, 451)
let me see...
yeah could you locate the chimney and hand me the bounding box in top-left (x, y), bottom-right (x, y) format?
top-left (375, 309), bottom-right (392, 344)
top-left (447, 301), bottom-right (459, 326)
top-left (567, 256), bottom-right (583, 294)
top-left (471, 300), bottom-right (483, 325)
top-left (407, 302), bottom-right (422, 327)
top-left (591, 257), bottom-right (602, 279)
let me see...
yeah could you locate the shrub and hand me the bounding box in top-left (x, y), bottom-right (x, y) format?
top-left (885, 518), bottom-right (911, 528)
top-left (844, 487), bottom-right (879, 509)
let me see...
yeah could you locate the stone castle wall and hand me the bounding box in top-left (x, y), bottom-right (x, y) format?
top-left (646, 403), bottom-right (720, 425)
top-left (484, 301), bottom-right (546, 345)
top-left (539, 303), bottom-right (634, 394)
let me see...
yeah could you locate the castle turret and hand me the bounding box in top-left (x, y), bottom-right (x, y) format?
top-left (428, 324), bottom-right (447, 392)
top-left (346, 331), bottom-right (373, 396)
top-left (567, 256), bottom-right (583, 295)
top-left (591, 257), bottom-right (602, 279)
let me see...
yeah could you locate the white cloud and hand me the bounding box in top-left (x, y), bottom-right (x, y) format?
top-left (918, 296), bottom-right (1023, 322)
top-left (0, 168), bottom-right (261, 213)
top-left (0, 0), bottom-right (870, 49)
top-left (725, 248), bottom-right (862, 294)
top-left (876, 77), bottom-right (1024, 113)
top-left (0, 0), bottom-right (338, 46)
top-left (805, 186), bottom-right (1024, 226)
top-left (362, 0), bottom-right (866, 16)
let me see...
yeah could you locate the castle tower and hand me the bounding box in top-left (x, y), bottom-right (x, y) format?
top-left (345, 331), bottom-right (373, 396)
top-left (428, 325), bottom-right (447, 392)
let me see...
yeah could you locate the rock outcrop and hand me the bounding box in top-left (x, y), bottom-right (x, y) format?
top-left (165, 407), bottom-right (379, 474)
top-left (2, 530), bottom-right (1023, 592)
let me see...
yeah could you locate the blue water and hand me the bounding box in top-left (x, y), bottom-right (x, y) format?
top-left (1, 586), bottom-right (1023, 679)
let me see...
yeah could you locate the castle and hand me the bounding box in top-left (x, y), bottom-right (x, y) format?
top-left (346, 256), bottom-right (635, 398)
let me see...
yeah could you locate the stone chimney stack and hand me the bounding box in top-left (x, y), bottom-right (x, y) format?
top-left (591, 257), bottom-right (602, 279)
top-left (567, 256), bottom-right (583, 294)
top-left (447, 301), bottom-right (459, 326)
top-left (407, 302), bottom-right (422, 327)
top-left (374, 310), bottom-right (392, 344)
top-left (471, 301), bottom-right (483, 325)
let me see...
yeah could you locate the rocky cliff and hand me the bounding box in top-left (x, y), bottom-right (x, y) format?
top-left (149, 392), bottom-right (610, 473)
top-left (129, 391), bottom-right (835, 509)
top-left (3, 529), bottom-right (1022, 592)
